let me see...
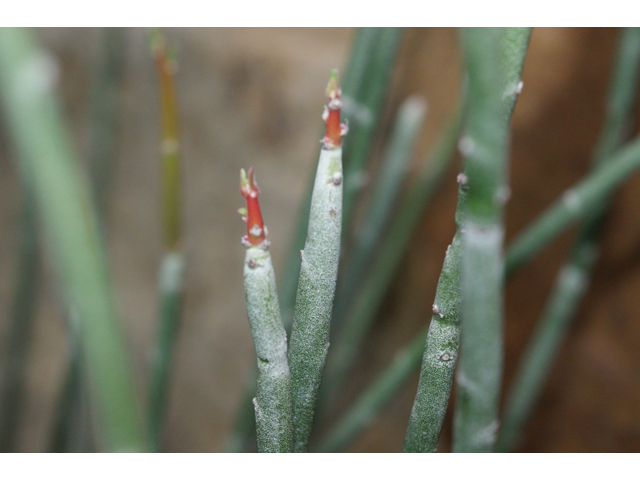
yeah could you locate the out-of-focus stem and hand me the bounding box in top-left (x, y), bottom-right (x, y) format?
top-left (89, 27), bottom-right (125, 224)
top-left (147, 28), bottom-right (185, 452)
top-left (51, 26), bottom-right (125, 453)
top-left (288, 71), bottom-right (345, 452)
top-left (341, 27), bottom-right (404, 231)
top-left (497, 27), bottom-right (640, 452)
top-left (505, 134), bottom-right (640, 277)
top-left (0, 27), bottom-right (144, 452)
top-left (333, 96), bottom-right (426, 326)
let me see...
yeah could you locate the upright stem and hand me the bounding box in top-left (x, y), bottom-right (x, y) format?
top-left (497, 27), bottom-right (640, 452)
top-left (288, 71), bottom-right (345, 452)
top-left (452, 27), bottom-right (519, 453)
top-left (240, 168), bottom-right (293, 453)
top-left (148, 28), bottom-right (185, 452)
top-left (0, 27), bottom-right (144, 452)
top-left (50, 26), bottom-right (125, 453)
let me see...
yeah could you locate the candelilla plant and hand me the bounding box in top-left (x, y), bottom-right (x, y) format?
top-left (7, 26), bottom-right (640, 454)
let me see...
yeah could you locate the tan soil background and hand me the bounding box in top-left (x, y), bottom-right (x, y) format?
top-left (1, 28), bottom-right (640, 452)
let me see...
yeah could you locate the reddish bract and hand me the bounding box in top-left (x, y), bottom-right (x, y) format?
top-left (240, 167), bottom-right (266, 246)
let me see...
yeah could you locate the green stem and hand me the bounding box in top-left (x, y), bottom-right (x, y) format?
top-left (50, 311), bottom-right (95, 453)
top-left (403, 233), bottom-right (463, 452)
top-left (243, 246), bottom-right (293, 452)
top-left (0, 27), bottom-right (144, 452)
top-left (288, 143), bottom-right (343, 452)
top-left (147, 28), bottom-right (185, 452)
top-left (341, 27), bottom-right (404, 231)
top-left (497, 27), bottom-right (640, 452)
top-left (148, 252), bottom-right (185, 452)
top-left (505, 134), bottom-right (640, 278)
top-left (50, 26), bottom-right (125, 453)
top-left (89, 27), bottom-right (125, 225)
top-left (452, 27), bottom-right (528, 453)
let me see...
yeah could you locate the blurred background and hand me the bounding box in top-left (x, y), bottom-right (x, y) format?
top-left (1, 27), bottom-right (639, 452)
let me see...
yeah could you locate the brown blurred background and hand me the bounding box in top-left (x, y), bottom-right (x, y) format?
top-left (1, 28), bottom-right (639, 452)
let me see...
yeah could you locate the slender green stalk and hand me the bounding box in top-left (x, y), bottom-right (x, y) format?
top-left (148, 252), bottom-right (184, 451)
top-left (497, 27), bottom-right (640, 453)
top-left (318, 325), bottom-right (430, 452)
top-left (147, 28), bottom-right (185, 452)
top-left (320, 101), bottom-right (464, 412)
top-left (505, 134), bottom-right (640, 277)
top-left (332, 96), bottom-right (427, 327)
top-left (50, 27), bottom-right (125, 453)
top-left (0, 27), bottom-right (144, 452)
top-left (240, 168), bottom-right (293, 453)
top-left (0, 176), bottom-right (39, 453)
top-left (452, 27), bottom-right (529, 453)
top-left (288, 71), bottom-right (345, 452)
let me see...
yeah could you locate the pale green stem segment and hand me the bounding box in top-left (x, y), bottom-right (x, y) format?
top-left (497, 27), bottom-right (640, 452)
top-left (0, 27), bottom-right (144, 452)
top-left (149, 252), bottom-right (185, 452)
top-left (403, 27), bottom-right (529, 454)
top-left (147, 28), bottom-right (185, 453)
top-left (452, 27), bottom-right (528, 453)
top-left (243, 246), bottom-right (293, 453)
top-left (289, 147), bottom-right (343, 452)
top-left (403, 233), bottom-right (463, 452)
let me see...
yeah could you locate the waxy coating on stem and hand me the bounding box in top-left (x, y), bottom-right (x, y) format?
top-left (322, 69), bottom-right (349, 149)
top-left (288, 69), bottom-right (345, 452)
top-left (239, 167), bottom-right (269, 248)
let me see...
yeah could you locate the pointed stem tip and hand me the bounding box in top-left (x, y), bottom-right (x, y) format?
top-left (240, 167), bottom-right (267, 247)
top-left (322, 69), bottom-right (348, 149)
